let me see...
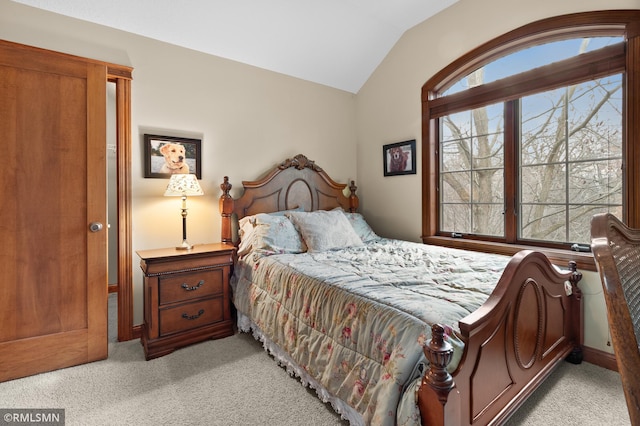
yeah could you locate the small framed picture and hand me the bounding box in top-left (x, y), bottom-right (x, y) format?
top-left (144, 134), bottom-right (202, 179)
top-left (383, 139), bottom-right (416, 176)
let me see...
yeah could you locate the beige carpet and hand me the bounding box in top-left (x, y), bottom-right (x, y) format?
top-left (505, 358), bottom-right (630, 425)
top-left (0, 297), bottom-right (630, 425)
top-left (0, 331), bottom-right (630, 426)
top-left (0, 333), bottom-right (347, 426)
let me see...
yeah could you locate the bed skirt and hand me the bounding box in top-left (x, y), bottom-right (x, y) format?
top-left (237, 311), bottom-right (365, 425)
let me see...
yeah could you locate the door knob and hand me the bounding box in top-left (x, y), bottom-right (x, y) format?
top-left (89, 222), bottom-right (104, 232)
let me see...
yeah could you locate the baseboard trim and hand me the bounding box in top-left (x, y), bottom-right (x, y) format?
top-left (132, 325), bottom-right (143, 340)
top-left (582, 345), bottom-right (618, 371)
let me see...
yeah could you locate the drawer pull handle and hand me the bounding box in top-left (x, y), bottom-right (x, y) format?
top-left (182, 309), bottom-right (205, 320)
top-left (181, 280), bottom-right (205, 291)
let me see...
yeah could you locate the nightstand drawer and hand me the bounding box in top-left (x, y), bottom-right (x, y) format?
top-left (159, 269), bottom-right (224, 305)
top-left (159, 298), bottom-right (224, 336)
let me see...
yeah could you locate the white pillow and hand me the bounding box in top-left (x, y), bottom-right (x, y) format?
top-left (286, 210), bottom-right (364, 252)
top-left (236, 208), bottom-right (305, 257)
top-left (339, 211), bottom-right (380, 242)
top-left (252, 213), bottom-right (306, 255)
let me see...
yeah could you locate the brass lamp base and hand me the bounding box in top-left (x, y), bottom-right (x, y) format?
top-left (176, 206), bottom-right (193, 250)
top-left (176, 239), bottom-right (193, 250)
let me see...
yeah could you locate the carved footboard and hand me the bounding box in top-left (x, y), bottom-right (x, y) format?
top-left (418, 250), bottom-right (583, 426)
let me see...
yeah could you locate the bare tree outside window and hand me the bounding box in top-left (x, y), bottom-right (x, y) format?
top-left (438, 37), bottom-right (623, 246)
top-left (440, 100), bottom-right (505, 237)
top-left (519, 77), bottom-right (622, 244)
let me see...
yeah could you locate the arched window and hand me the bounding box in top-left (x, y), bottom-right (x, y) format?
top-left (421, 10), bottom-right (640, 269)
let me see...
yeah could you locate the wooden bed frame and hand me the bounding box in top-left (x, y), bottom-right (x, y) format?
top-left (219, 154), bottom-right (584, 426)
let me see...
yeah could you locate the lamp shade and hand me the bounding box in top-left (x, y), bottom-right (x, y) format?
top-left (164, 174), bottom-right (204, 197)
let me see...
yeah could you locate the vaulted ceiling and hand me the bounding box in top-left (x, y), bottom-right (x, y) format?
top-left (12, 0), bottom-right (458, 93)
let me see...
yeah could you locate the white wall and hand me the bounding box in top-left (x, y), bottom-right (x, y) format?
top-left (0, 0), bottom-right (357, 324)
top-left (355, 0), bottom-right (639, 354)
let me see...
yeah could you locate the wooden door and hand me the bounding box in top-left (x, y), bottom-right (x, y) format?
top-left (0, 41), bottom-right (108, 381)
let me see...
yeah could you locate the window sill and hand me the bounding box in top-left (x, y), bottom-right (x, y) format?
top-left (422, 236), bottom-right (596, 272)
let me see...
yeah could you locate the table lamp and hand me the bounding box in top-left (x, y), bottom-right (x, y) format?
top-left (164, 174), bottom-right (204, 250)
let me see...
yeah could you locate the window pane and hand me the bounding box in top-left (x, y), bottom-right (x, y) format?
top-left (441, 171), bottom-right (470, 202)
top-left (568, 205), bottom-right (622, 244)
top-left (569, 160), bottom-right (622, 205)
top-left (441, 204), bottom-right (471, 234)
top-left (441, 140), bottom-right (470, 173)
top-left (568, 75), bottom-right (622, 161)
top-left (439, 102), bottom-right (505, 237)
top-left (471, 103), bottom-right (504, 142)
top-left (472, 170), bottom-right (503, 203)
top-left (443, 37), bottom-right (623, 96)
top-left (521, 89), bottom-right (566, 166)
top-left (472, 204), bottom-right (504, 236)
top-left (520, 204), bottom-right (566, 242)
top-left (441, 111), bottom-right (472, 142)
top-left (519, 74), bottom-right (622, 245)
top-left (520, 164), bottom-right (566, 204)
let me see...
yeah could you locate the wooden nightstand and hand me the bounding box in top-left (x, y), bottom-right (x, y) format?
top-left (137, 243), bottom-right (235, 360)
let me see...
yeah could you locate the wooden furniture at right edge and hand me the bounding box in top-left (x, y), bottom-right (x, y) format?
top-left (219, 154), bottom-right (583, 426)
top-left (591, 213), bottom-right (640, 425)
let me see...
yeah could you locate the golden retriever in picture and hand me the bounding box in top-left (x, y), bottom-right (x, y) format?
top-left (389, 146), bottom-right (409, 172)
top-left (159, 143), bottom-right (190, 174)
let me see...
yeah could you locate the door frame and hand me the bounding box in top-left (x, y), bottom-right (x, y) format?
top-left (108, 70), bottom-right (135, 341)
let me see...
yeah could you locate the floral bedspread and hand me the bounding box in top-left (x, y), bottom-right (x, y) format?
top-left (231, 239), bottom-right (510, 425)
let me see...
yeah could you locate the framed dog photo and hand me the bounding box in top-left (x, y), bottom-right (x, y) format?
top-left (383, 139), bottom-right (416, 176)
top-left (143, 134), bottom-right (202, 179)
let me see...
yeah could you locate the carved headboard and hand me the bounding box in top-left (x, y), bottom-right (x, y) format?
top-left (219, 154), bottom-right (359, 244)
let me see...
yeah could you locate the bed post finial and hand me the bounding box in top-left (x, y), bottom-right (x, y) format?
top-left (568, 260), bottom-right (582, 288)
top-left (349, 180), bottom-right (359, 212)
top-left (424, 324), bottom-right (454, 396)
top-left (566, 260), bottom-right (584, 365)
top-left (219, 176), bottom-right (234, 244)
top-left (417, 324), bottom-right (460, 425)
